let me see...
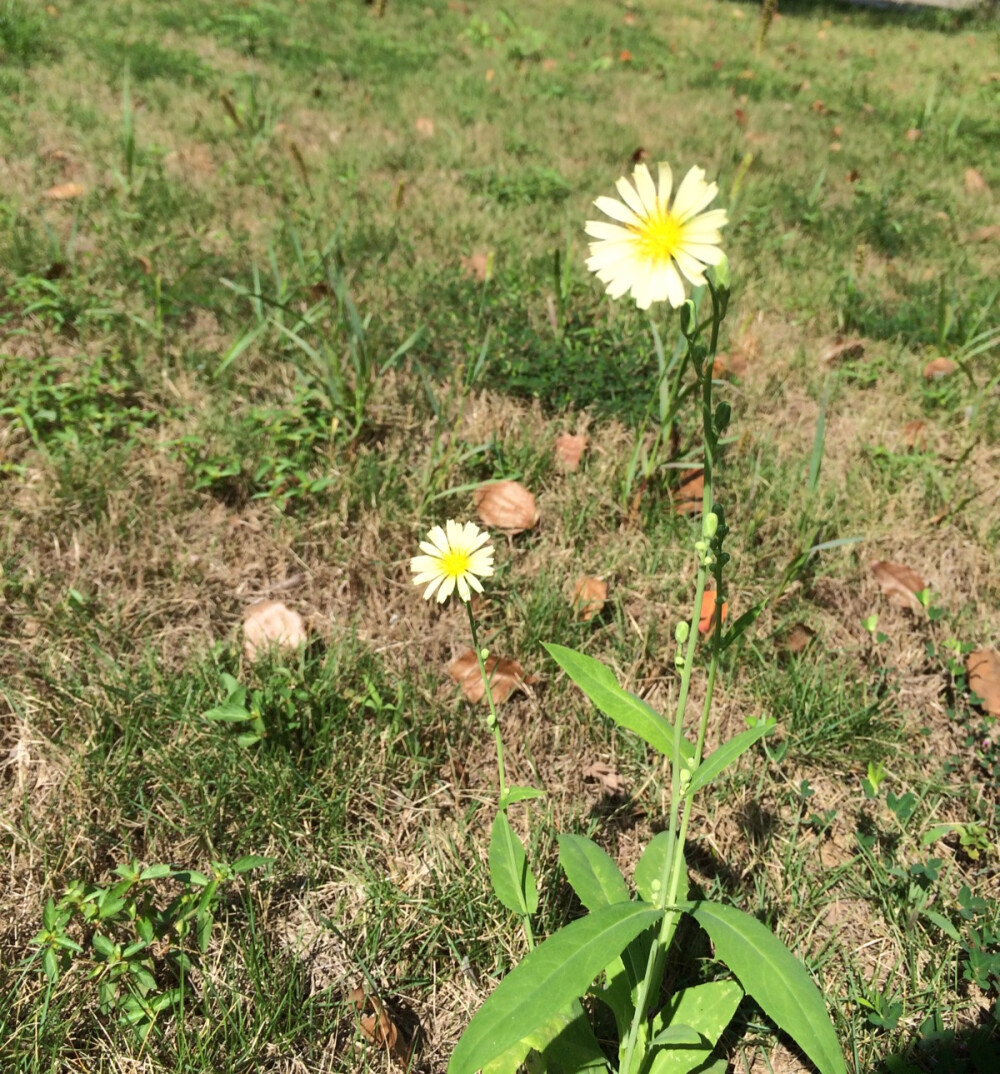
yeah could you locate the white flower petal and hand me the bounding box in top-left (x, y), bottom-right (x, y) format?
top-left (584, 220), bottom-right (634, 242)
top-left (656, 162), bottom-right (673, 212)
top-left (593, 194), bottom-right (640, 227)
top-left (614, 175), bottom-right (646, 218)
top-left (632, 162), bottom-right (658, 217)
top-left (436, 575), bottom-right (456, 603)
top-left (422, 574), bottom-right (444, 601)
top-left (466, 573), bottom-right (485, 594)
top-left (680, 242), bottom-right (725, 266)
top-left (664, 262), bottom-right (686, 308)
top-left (425, 525), bottom-right (449, 554)
top-left (673, 247), bottom-right (709, 285)
top-left (456, 575), bottom-right (471, 602)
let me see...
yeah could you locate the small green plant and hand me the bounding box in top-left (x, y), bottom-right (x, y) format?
top-left (31, 856), bottom-right (271, 1038)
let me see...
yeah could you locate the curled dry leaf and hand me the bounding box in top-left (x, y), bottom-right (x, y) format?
top-left (966, 650), bottom-right (1000, 717)
top-left (698, 589), bottom-right (728, 635)
top-left (583, 760), bottom-right (627, 796)
top-left (448, 650), bottom-right (529, 704)
top-left (712, 350), bottom-right (748, 379)
top-left (903, 420), bottom-right (927, 451)
top-left (870, 560), bottom-right (926, 610)
top-left (243, 600), bottom-right (308, 662)
top-left (349, 986), bottom-right (413, 1064)
top-left (460, 251), bottom-right (491, 282)
top-left (964, 167), bottom-right (989, 195)
top-left (474, 480), bottom-right (538, 533)
top-left (821, 337), bottom-right (865, 365)
top-left (671, 469), bottom-right (704, 515)
top-left (572, 576), bottom-right (607, 621)
top-left (780, 622), bottom-right (815, 654)
top-left (923, 357), bottom-right (957, 381)
top-left (43, 181), bottom-right (86, 200)
top-left (554, 433), bottom-right (588, 471)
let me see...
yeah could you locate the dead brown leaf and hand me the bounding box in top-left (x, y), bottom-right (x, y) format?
top-left (554, 433), bottom-right (588, 471)
top-left (903, 420), bottom-right (926, 451)
top-left (699, 589), bottom-right (728, 635)
top-left (43, 181), bottom-right (86, 200)
top-left (583, 760), bottom-right (627, 796)
top-left (780, 622), bottom-right (815, 654)
top-left (349, 986), bottom-right (413, 1065)
top-left (964, 168), bottom-right (989, 195)
top-left (821, 337), bottom-right (865, 365)
top-left (905, 128), bottom-right (922, 142)
top-left (460, 251), bottom-right (491, 282)
top-left (923, 357), bottom-right (957, 380)
top-left (448, 650), bottom-right (529, 704)
top-left (712, 350), bottom-right (748, 379)
top-left (970, 225), bottom-right (1000, 243)
top-left (671, 469), bottom-right (704, 515)
top-left (414, 116), bottom-right (435, 137)
top-left (870, 561), bottom-right (926, 610)
top-left (474, 480), bottom-right (538, 533)
top-left (243, 600), bottom-right (308, 662)
top-left (967, 650), bottom-right (1000, 717)
top-left (572, 576), bottom-right (607, 621)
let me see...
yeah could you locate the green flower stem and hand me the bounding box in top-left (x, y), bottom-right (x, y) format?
top-left (466, 601), bottom-right (536, 951)
top-left (621, 286), bottom-right (727, 1074)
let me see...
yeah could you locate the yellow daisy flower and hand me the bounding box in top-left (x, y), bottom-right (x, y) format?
top-left (411, 520), bottom-right (495, 604)
top-left (585, 162), bottom-right (728, 310)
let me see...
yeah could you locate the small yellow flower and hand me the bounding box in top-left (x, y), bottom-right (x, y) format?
top-left (411, 520), bottom-right (495, 604)
top-left (585, 162), bottom-right (728, 310)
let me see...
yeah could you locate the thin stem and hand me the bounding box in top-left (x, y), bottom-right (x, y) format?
top-left (620, 286), bottom-right (727, 1074)
top-left (466, 601), bottom-right (536, 950)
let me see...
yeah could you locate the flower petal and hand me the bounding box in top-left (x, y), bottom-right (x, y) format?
top-left (614, 175), bottom-right (646, 219)
top-left (436, 575), bottom-right (456, 603)
top-left (593, 194), bottom-right (641, 227)
top-left (584, 220), bottom-right (634, 242)
top-left (632, 162), bottom-right (658, 218)
top-left (664, 262), bottom-right (686, 308)
top-left (656, 161), bottom-right (673, 213)
top-left (456, 575), bottom-right (471, 602)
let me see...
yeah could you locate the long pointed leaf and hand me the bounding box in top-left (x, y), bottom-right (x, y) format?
top-left (680, 901), bottom-right (846, 1074)
top-left (489, 812), bottom-right (538, 915)
top-left (558, 835), bottom-right (629, 910)
top-left (545, 644), bottom-right (692, 764)
top-left (449, 903), bottom-right (663, 1074)
top-left (686, 720), bottom-right (775, 796)
top-left (647, 980), bottom-right (743, 1074)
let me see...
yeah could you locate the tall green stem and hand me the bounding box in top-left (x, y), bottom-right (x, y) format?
top-left (620, 287), bottom-right (726, 1074)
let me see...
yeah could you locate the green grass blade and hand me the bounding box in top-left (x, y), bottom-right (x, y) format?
top-left (449, 903), bottom-right (663, 1074)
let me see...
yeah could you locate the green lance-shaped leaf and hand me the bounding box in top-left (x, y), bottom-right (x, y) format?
top-left (489, 812), bottom-right (538, 915)
top-left (634, 832), bottom-right (689, 907)
top-left (686, 719), bottom-right (776, 797)
top-left (545, 644), bottom-right (693, 764)
top-left (558, 835), bottom-right (629, 910)
top-left (449, 902), bottom-right (663, 1074)
top-left (483, 999), bottom-right (608, 1074)
top-left (680, 901), bottom-right (846, 1074)
top-left (647, 979), bottom-right (744, 1074)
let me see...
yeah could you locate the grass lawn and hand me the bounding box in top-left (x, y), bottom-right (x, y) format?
top-left (1, 0), bottom-right (999, 1071)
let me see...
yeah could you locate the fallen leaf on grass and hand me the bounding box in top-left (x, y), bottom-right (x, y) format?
top-left (923, 357), bottom-right (957, 380)
top-left (964, 168), bottom-right (989, 195)
top-left (43, 182), bottom-right (86, 200)
top-left (699, 589), bottom-right (728, 635)
top-left (967, 651), bottom-right (1000, 717)
top-left (243, 600), bottom-right (307, 662)
top-left (671, 469), bottom-right (704, 515)
top-left (821, 337), bottom-right (865, 365)
top-left (460, 251), bottom-right (491, 282)
top-left (713, 350), bottom-right (748, 379)
top-left (474, 480), bottom-right (538, 533)
top-left (970, 225), bottom-right (1000, 243)
top-left (904, 128), bottom-right (922, 142)
top-left (572, 576), bottom-right (607, 621)
top-left (448, 650), bottom-right (530, 704)
top-left (349, 986), bottom-right (413, 1064)
top-left (414, 116), bottom-right (435, 137)
top-left (583, 760), bottom-right (627, 796)
top-left (871, 561), bottom-right (926, 610)
top-left (554, 433), bottom-right (588, 471)
top-left (780, 622), bottom-right (815, 654)
top-left (903, 420), bottom-right (926, 451)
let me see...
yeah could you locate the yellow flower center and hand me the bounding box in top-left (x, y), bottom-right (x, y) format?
top-left (440, 548), bottom-right (471, 579)
top-left (633, 210), bottom-right (683, 265)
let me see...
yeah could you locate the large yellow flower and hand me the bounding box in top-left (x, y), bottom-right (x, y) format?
top-left (585, 162), bottom-right (728, 310)
top-left (411, 520), bottom-right (495, 604)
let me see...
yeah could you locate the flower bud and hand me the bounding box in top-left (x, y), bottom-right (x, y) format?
top-left (703, 512), bottom-right (719, 539)
top-left (675, 621), bottom-right (690, 644)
